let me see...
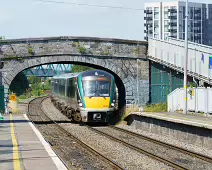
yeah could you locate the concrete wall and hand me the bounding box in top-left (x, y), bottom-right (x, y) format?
top-left (126, 114), bottom-right (212, 150)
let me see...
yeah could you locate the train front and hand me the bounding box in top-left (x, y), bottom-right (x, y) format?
top-left (78, 70), bottom-right (116, 122)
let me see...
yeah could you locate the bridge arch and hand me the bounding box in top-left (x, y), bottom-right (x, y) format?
top-left (4, 55), bottom-right (132, 113)
top-left (0, 36), bottom-right (149, 111)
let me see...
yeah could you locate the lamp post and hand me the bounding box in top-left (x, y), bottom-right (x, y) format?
top-left (183, 0), bottom-right (188, 114)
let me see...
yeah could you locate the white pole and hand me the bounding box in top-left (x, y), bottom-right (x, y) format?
top-left (183, 0), bottom-right (188, 114)
top-left (137, 59), bottom-right (139, 105)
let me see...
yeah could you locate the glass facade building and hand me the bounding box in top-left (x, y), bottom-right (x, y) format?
top-left (144, 1), bottom-right (212, 46)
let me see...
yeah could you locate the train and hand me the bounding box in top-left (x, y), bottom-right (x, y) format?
top-left (50, 69), bottom-right (117, 123)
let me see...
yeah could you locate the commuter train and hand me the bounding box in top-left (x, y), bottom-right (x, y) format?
top-left (50, 70), bottom-right (116, 122)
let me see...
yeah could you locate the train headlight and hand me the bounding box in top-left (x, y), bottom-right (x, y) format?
top-left (111, 103), bottom-right (115, 107)
top-left (79, 103), bottom-right (83, 107)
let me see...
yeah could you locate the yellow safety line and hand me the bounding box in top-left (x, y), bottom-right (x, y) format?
top-left (10, 114), bottom-right (21, 170)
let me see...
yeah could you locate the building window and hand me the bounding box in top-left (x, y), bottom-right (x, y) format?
top-left (164, 33), bottom-right (169, 40)
top-left (164, 7), bottom-right (168, 19)
top-left (154, 7), bottom-right (159, 12)
top-left (164, 25), bottom-right (169, 32)
top-left (154, 34), bottom-right (159, 39)
top-left (154, 13), bottom-right (159, 19)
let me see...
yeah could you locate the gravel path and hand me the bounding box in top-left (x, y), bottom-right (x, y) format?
top-left (95, 127), bottom-right (212, 170)
top-left (117, 124), bottom-right (212, 159)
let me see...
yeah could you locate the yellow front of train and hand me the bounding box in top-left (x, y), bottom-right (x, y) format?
top-left (77, 70), bottom-right (116, 122)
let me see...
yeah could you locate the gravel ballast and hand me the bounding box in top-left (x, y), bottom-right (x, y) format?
top-left (117, 124), bottom-right (212, 159)
top-left (95, 126), bottom-right (212, 170)
top-left (41, 98), bottom-right (173, 169)
top-left (29, 97), bottom-right (120, 170)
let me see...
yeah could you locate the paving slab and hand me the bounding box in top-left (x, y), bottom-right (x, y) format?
top-left (0, 113), bottom-right (67, 170)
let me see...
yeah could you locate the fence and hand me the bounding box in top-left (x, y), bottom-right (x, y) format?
top-left (168, 87), bottom-right (212, 113)
top-left (0, 85), bottom-right (5, 114)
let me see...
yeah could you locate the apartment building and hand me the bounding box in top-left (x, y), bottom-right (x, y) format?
top-left (144, 1), bottom-right (212, 46)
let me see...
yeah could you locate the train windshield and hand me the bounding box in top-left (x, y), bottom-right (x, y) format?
top-left (83, 80), bottom-right (110, 97)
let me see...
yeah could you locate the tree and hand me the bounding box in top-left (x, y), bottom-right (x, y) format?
top-left (9, 72), bottom-right (29, 96)
top-left (28, 76), bottom-right (41, 84)
top-left (71, 65), bottom-right (94, 73)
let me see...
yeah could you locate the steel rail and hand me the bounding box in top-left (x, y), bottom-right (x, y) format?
top-left (28, 97), bottom-right (124, 170)
top-left (27, 97), bottom-right (71, 170)
top-left (87, 126), bottom-right (188, 170)
top-left (110, 126), bottom-right (212, 164)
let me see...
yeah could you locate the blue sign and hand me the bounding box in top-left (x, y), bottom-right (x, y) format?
top-left (201, 54), bottom-right (204, 63)
top-left (209, 56), bottom-right (212, 69)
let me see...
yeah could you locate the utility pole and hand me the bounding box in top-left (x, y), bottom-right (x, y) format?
top-left (183, 0), bottom-right (188, 114)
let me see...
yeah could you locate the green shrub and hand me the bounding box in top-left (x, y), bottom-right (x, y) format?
top-left (28, 47), bottom-right (34, 55)
top-left (144, 103), bottom-right (167, 112)
top-left (72, 42), bottom-right (80, 47)
top-left (77, 46), bottom-right (87, 54)
top-left (18, 95), bottom-right (27, 100)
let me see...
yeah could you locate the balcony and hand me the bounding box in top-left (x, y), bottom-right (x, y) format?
top-left (144, 10), bottom-right (153, 14)
top-left (168, 9), bottom-right (177, 13)
top-left (194, 9), bottom-right (201, 13)
top-left (194, 30), bottom-right (201, 33)
top-left (168, 15), bottom-right (177, 19)
top-left (169, 22), bottom-right (177, 26)
top-left (169, 35), bottom-right (177, 38)
top-left (168, 29), bottom-right (177, 33)
top-left (144, 17), bottom-right (153, 20)
top-left (144, 23), bottom-right (153, 27)
top-left (194, 34), bottom-right (201, 38)
top-left (194, 16), bottom-right (201, 20)
top-left (194, 23), bottom-right (201, 27)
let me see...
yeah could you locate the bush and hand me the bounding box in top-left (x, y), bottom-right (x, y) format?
top-left (28, 47), bottom-right (34, 55)
top-left (18, 95), bottom-right (27, 100)
top-left (77, 46), bottom-right (87, 54)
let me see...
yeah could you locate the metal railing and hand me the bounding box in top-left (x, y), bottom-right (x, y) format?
top-left (148, 38), bottom-right (212, 85)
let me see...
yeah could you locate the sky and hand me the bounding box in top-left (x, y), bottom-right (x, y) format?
top-left (1, 0), bottom-right (212, 40)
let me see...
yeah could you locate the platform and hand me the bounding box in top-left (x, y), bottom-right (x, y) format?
top-left (131, 112), bottom-right (212, 129)
top-left (0, 114), bottom-right (67, 170)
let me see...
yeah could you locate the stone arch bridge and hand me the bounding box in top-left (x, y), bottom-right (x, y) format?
top-left (0, 36), bottom-right (149, 111)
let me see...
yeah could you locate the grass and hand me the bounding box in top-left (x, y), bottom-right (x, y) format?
top-left (143, 103), bottom-right (167, 112)
top-left (116, 105), bottom-right (140, 125)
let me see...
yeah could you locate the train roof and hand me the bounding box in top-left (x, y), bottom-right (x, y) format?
top-left (52, 72), bottom-right (81, 79)
top-left (52, 69), bottom-right (113, 79)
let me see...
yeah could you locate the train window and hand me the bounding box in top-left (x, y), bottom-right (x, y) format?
top-left (67, 78), bottom-right (76, 97)
top-left (98, 81), bottom-right (110, 97)
top-left (83, 80), bottom-right (110, 97)
top-left (83, 81), bottom-right (97, 97)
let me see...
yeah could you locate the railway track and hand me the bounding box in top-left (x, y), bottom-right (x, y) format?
top-left (110, 126), bottom-right (212, 164)
top-left (27, 97), bottom-right (124, 170)
top-left (87, 126), bottom-right (212, 170)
